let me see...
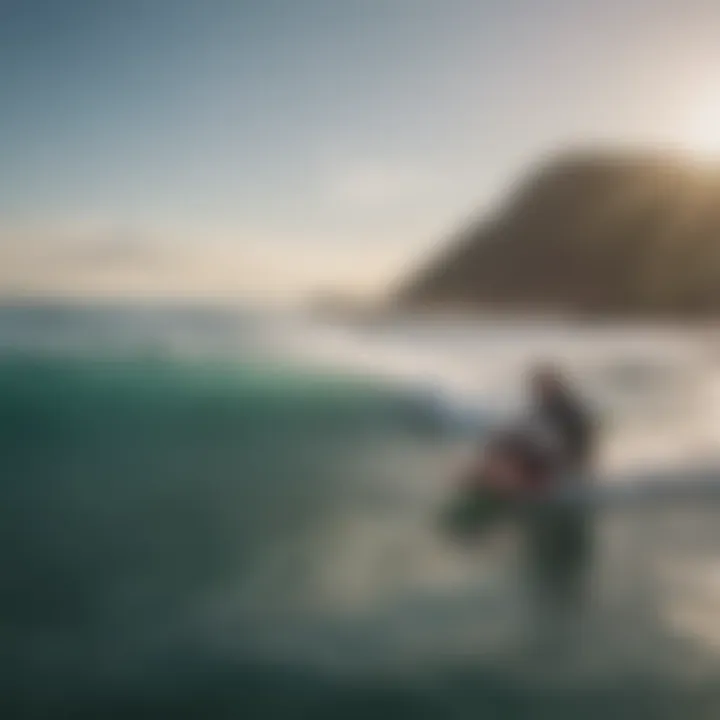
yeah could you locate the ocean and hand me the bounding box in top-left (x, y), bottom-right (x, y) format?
top-left (3, 301), bottom-right (720, 719)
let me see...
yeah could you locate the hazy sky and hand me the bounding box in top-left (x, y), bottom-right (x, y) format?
top-left (2, 0), bottom-right (720, 300)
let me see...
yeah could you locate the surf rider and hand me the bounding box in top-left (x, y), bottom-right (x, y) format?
top-left (526, 363), bottom-right (595, 482)
top-left (458, 362), bottom-right (595, 497)
top-left (522, 363), bottom-right (597, 612)
top-left (447, 363), bottom-right (597, 610)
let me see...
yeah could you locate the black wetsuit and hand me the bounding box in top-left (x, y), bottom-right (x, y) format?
top-left (537, 390), bottom-right (594, 471)
top-left (527, 389), bottom-right (596, 609)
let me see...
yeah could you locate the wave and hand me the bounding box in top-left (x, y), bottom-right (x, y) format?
top-left (3, 306), bottom-right (720, 718)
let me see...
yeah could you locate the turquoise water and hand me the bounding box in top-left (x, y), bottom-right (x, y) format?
top-left (3, 304), bottom-right (720, 719)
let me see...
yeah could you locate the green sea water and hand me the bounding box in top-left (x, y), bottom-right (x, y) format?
top-left (3, 306), bottom-right (720, 719)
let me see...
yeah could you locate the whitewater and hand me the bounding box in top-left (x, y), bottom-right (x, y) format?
top-left (3, 302), bottom-right (720, 719)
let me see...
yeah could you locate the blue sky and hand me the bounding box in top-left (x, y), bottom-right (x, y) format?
top-left (2, 0), bottom-right (720, 299)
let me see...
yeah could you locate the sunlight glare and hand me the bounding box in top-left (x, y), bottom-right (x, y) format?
top-left (684, 96), bottom-right (720, 158)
